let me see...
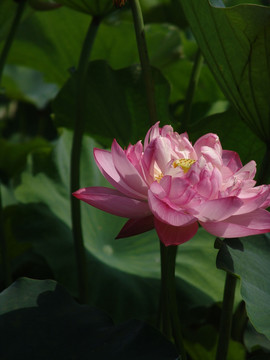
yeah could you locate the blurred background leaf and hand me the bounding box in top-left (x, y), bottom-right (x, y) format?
top-left (56, 0), bottom-right (113, 16)
top-left (2, 65), bottom-right (58, 109)
top-left (0, 136), bottom-right (50, 182)
top-left (143, 0), bottom-right (188, 29)
top-left (53, 61), bottom-right (171, 147)
top-left (0, 6), bottom-right (89, 88)
top-left (1, 4), bottom-right (225, 121)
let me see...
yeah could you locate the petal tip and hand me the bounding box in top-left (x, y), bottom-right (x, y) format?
top-left (72, 190), bottom-right (80, 198)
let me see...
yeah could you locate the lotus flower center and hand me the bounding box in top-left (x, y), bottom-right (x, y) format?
top-left (154, 172), bottom-right (164, 183)
top-left (173, 159), bottom-right (196, 173)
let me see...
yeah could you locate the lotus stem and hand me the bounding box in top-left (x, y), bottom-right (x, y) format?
top-left (231, 301), bottom-right (247, 342)
top-left (70, 16), bottom-right (100, 303)
top-left (159, 242), bottom-right (187, 359)
top-left (181, 49), bottom-right (203, 131)
top-left (130, 0), bottom-right (157, 125)
top-left (0, 0), bottom-right (26, 84)
top-left (215, 272), bottom-right (237, 360)
top-left (0, 186), bottom-right (12, 288)
top-left (0, 0), bottom-right (26, 290)
top-left (159, 241), bottom-right (173, 339)
top-left (167, 245), bottom-right (187, 360)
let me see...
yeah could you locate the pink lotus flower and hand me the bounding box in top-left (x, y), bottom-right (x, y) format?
top-left (73, 122), bottom-right (270, 246)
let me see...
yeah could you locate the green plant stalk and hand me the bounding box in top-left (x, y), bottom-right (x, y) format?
top-left (0, 0), bottom-right (26, 83)
top-left (215, 272), bottom-right (237, 360)
top-left (130, 0), bottom-right (157, 125)
top-left (181, 49), bottom-right (203, 131)
top-left (0, 186), bottom-right (12, 287)
top-left (159, 242), bottom-right (187, 359)
top-left (159, 241), bottom-right (172, 340)
top-left (0, 0), bottom-right (26, 289)
top-left (70, 16), bottom-right (100, 303)
top-left (231, 301), bottom-right (247, 342)
top-left (167, 247), bottom-right (187, 360)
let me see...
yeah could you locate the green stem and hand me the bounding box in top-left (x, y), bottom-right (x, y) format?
top-left (181, 49), bottom-right (203, 131)
top-left (70, 16), bottom-right (100, 303)
top-left (130, 0), bottom-right (157, 125)
top-left (0, 0), bottom-right (26, 84)
top-left (0, 0), bottom-right (26, 289)
top-left (231, 300), bottom-right (247, 342)
top-left (0, 185), bottom-right (12, 288)
top-left (168, 247), bottom-right (187, 360)
top-left (215, 272), bottom-right (237, 360)
top-left (159, 241), bottom-right (172, 339)
top-left (159, 242), bottom-right (187, 359)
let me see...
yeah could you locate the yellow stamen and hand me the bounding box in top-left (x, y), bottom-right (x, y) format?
top-left (154, 173), bottom-right (164, 183)
top-left (173, 159), bottom-right (196, 173)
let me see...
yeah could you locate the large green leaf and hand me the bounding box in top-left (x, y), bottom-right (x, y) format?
top-left (180, 0), bottom-right (270, 141)
top-left (0, 277), bottom-right (178, 359)
top-left (216, 235), bottom-right (270, 340)
top-left (1, 6), bottom-right (185, 106)
top-left (1, 3), bottom-right (224, 122)
top-left (244, 322), bottom-right (270, 353)
top-left (53, 60), bottom-right (171, 147)
top-left (12, 130), bottom-right (228, 319)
